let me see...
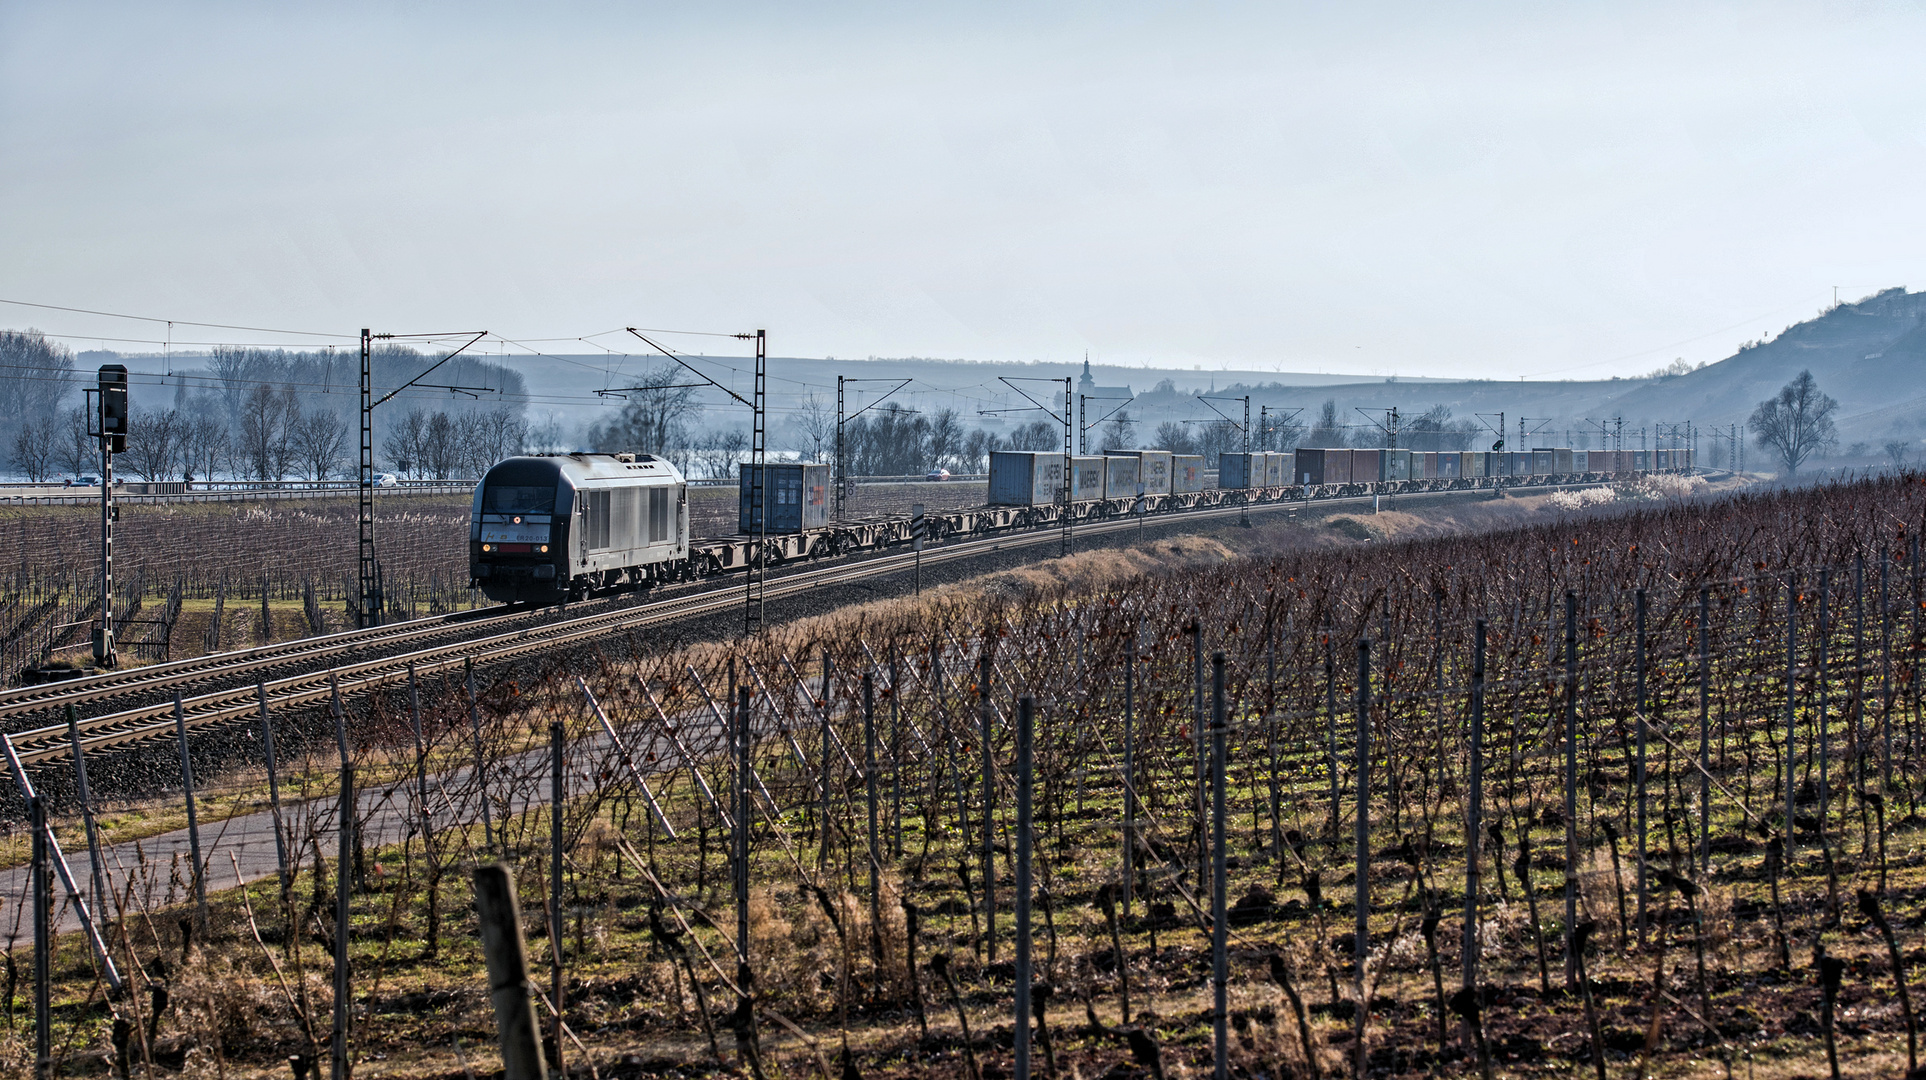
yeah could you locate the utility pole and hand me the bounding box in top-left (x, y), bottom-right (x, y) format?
top-left (834, 376), bottom-right (913, 523)
top-left (747, 329), bottom-right (767, 633)
top-left (1062, 377), bottom-right (1073, 557)
top-left (358, 329), bottom-right (490, 628)
top-left (90, 365), bottom-right (128, 667)
top-left (358, 329), bottom-right (376, 628)
top-left (836, 376), bottom-right (846, 522)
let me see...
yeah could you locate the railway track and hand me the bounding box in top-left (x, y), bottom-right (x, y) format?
top-left (3, 481), bottom-right (1607, 766)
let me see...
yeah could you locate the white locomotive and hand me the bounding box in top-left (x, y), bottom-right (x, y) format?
top-left (470, 453), bottom-right (688, 604)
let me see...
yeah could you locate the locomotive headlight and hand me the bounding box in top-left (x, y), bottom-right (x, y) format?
top-left (481, 543), bottom-right (492, 552)
top-left (540, 544), bottom-right (549, 553)
top-left (513, 515), bottom-right (522, 524)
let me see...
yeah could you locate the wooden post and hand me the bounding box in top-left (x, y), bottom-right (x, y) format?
top-left (256, 684), bottom-right (289, 885)
top-left (1464, 620), bottom-right (1485, 989)
top-left (1211, 652), bottom-right (1230, 1080)
top-left (473, 863), bottom-right (548, 1080)
top-left (1635, 589), bottom-right (1648, 947)
top-left (1014, 694), bottom-right (1034, 1080)
top-left (333, 764), bottom-right (353, 1080)
top-left (549, 721), bottom-right (565, 1079)
top-left (467, 659), bottom-right (496, 855)
top-left (1563, 592), bottom-right (1578, 986)
top-left (174, 692), bottom-right (207, 929)
top-left (980, 650), bottom-right (996, 965)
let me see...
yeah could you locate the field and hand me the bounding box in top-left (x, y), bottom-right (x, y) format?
top-left (7, 472), bottom-right (1924, 1079)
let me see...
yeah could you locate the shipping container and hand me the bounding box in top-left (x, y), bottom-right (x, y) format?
top-left (738, 462), bottom-right (830, 533)
top-left (1324, 449), bottom-right (1353, 484)
top-left (1382, 448), bottom-right (1411, 483)
top-left (1069, 456), bottom-right (1106, 501)
top-left (988, 451), bottom-right (1065, 506)
top-left (1352, 449), bottom-right (1381, 483)
top-left (1529, 450), bottom-right (1552, 475)
top-left (1438, 452), bottom-right (1459, 478)
top-left (1572, 451), bottom-right (1588, 473)
top-left (1293, 448), bottom-right (1325, 486)
top-left (1103, 454), bottom-right (1141, 499)
top-left (1261, 452), bottom-right (1284, 488)
top-left (1552, 448), bottom-right (1573, 474)
top-left (1218, 453), bottom-right (1255, 489)
top-left (1105, 450), bottom-right (1173, 495)
top-left (1633, 451), bottom-right (1650, 472)
top-left (1173, 455), bottom-right (1206, 493)
top-left (1461, 451), bottom-right (1484, 478)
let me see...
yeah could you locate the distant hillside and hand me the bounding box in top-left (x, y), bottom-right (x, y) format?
top-left (1601, 287), bottom-right (1926, 435)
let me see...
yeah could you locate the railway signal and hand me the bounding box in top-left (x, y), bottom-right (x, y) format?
top-left (85, 364), bottom-right (129, 665)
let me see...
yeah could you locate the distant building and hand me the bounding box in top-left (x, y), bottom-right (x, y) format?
top-left (1078, 358), bottom-right (1134, 402)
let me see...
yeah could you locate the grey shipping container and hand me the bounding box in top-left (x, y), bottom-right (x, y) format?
top-left (1383, 449), bottom-right (1411, 482)
top-left (1572, 450), bottom-right (1588, 473)
top-left (1106, 450), bottom-right (1172, 495)
top-left (1262, 453), bottom-right (1284, 487)
top-left (1552, 448), bottom-right (1573, 473)
top-left (988, 451), bottom-right (1065, 506)
top-left (1352, 449), bottom-right (1381, 483)
top-left (739, 462), bottom-right (829, 533)
top-left (1173, 455), bottom-right (1206, 493)
top-left (1218, 453), bottom-right (1255, 489)
top-left (1069, 456), bottom-right (1106, 501)
top-left (1103, 454), bottom-right (1141, 499)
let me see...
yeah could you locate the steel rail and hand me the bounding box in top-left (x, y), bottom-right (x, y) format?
top-left (9, 479), bottom-right (1615, 765)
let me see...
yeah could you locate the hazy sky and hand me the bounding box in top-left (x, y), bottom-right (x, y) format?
top-left (4, 2), bottom-right (1923, 380)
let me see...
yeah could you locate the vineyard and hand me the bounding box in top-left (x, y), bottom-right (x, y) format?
top-left (9, 472), bottom-right (1926, 1078)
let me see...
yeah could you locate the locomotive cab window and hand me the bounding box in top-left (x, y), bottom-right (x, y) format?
top-left (484, 485), bottom-right (553, 515)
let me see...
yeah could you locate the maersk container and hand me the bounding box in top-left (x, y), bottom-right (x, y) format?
top-left (1634, 451), bottom-right (1650, 472)
top-left (1382, 449), bottom-right (1411, 483)
top-left (1103, 454), bottom-right (1141, 499)
top-left (1173, 455), bottom-right (1206, 493)
top-left (738, 462), bottom-right (830, 533)
top-left (1460, 452), bottom-right (1482, 478)
top-left (1218, 453), bottom-right (1255, 489)
top-left (988, 451), bottom-right (1065, 506)
top-left (1352, 449), bottom-right (1381, 483)
top-left (1069, 456), bottom-right (1106, 501)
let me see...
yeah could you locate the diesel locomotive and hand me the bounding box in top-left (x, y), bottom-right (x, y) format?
top-left (470, 453), bottom-right (689, 604)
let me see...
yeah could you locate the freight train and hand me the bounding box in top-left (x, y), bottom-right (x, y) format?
top-left (471, 445), bottom-right (1694, 603)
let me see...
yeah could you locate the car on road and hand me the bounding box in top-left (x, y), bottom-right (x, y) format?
top-left (925, 468), bottom-right (951, 481)
top-left (376, 473), bottom-right (400, 488)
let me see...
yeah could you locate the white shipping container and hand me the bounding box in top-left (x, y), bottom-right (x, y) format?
top-left (988, 451), bottom-right (1066, 506)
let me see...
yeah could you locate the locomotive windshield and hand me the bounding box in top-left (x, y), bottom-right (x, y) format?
top-left (483, 484), bottom-right (554, 514)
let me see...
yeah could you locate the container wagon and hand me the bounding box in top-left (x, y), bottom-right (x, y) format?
top-left (988, 451), bottom-right (1066, 506)
top-left (739, 462), bottom-right (829, 533)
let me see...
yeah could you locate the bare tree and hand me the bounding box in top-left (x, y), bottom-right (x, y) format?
top-left (123, 406), bottom-right (184, 481)
top-left (1100, 409), bottom-right (1137, 452)
top-left (291, 408), bottom-right (349, 481)
top-left (786, 391), bottom-right (836, 463)
top-left (1006, 419), bottom-right (1059, 452)
top-left (1195, 420), bottom-right (1243, 466)
top-left (926, 407), bottom-right (965, 470)
top-left (421, 411), bottom-right (463, 478)
top-left (1263, 410), bottom-right (1308, 452)
top-left (467, 405), bottom-right (527, 473)
top-left (1155, 421), bottom-right (1199, 455)
top-left (239, 384), bottom-right (301, 480)
top-left (382, 406), bottom-right (430, 478)
top-left (1886, 440), bottom-right (1911, 470)
top-left (588, 363), bottom-right (700, 469)
top-left (1750, 369), bottom-right (1838, 476)
top-left (1305, 399), bottom-right (1345, 447)
top-left (692, 428), bottom-right (750, 479)
top-left (961, 428), bottom-right (1002, 472)
top-left (181, 413), bottom-right (230, 483)
top-left (55, 406), bottom-right (95, 478)
top-left (0, 330), bottom-right (76, 419)
top-left (9, 415), bottom-right (56, 481)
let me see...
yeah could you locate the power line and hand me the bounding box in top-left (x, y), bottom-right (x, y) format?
top-left (0, 298), bottom-right (353, 339)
